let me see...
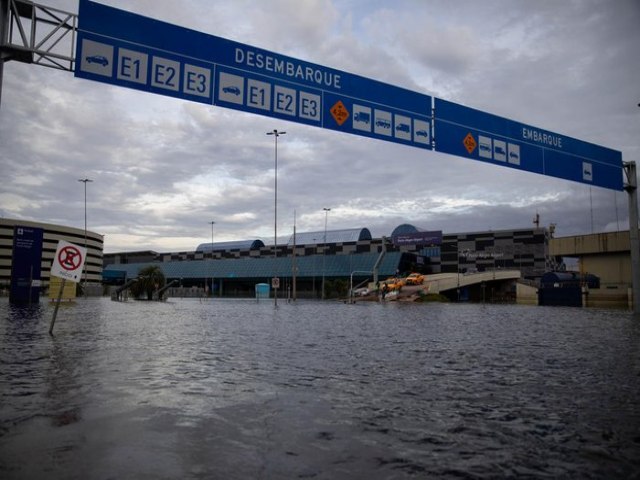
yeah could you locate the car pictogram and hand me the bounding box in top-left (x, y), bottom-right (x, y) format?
top-left (86, 55), bottom-right (109, 66)
top-left (222, 86), bottom-right (241, 95)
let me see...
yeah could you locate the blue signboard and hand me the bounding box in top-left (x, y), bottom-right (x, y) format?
top-left (74, 0), bottom-right (432, 151)
top-left (434, 98), bottom-right (623, 191)
top-left (9, 226), bottom-right (43, 304)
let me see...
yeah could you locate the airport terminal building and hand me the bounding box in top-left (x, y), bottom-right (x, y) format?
top-left (103, 225), bottom-right (551, 298)
top-left (0, 215), bottom-right (554, 300)
top-left (5, 215), bottom-right (634, 307)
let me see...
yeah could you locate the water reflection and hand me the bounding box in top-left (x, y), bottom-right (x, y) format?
top-left (6, 301), bottom-right (44, 332)
top-left (1, 298), bottom-right (639, 479)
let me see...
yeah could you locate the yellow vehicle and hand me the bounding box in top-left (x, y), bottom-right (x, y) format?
top-left (405, 273), bottom-right (425, 285)
top-left (382, 277), bottom-right (405, 291)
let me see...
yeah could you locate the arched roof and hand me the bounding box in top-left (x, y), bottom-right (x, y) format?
top-left (391, 224), bottom-right (422, 237)
top-left (289, 228), bottom-right (372, 245)
top-left (196, 239), bottom-right (265, 252)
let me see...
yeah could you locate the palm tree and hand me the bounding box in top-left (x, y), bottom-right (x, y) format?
top-left (130, 265), bottom-right (165, 300)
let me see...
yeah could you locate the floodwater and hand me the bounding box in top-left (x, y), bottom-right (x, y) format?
top-left (1, 297), bottom-right (639, 479)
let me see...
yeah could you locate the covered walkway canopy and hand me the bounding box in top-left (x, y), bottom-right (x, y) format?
top-left (196, 239), bottom-right (265, 252)
top-left (104, 251), bottom-right (405, 281)
top-left (289, 228), bottom-right (372, 246)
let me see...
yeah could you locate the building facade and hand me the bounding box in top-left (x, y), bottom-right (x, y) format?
top-left (0, 218), bottom-right (104, 292)
top-left (103, 226), bottom-right (550, 299)
top-left (439, 228), bottom-right (551, 279)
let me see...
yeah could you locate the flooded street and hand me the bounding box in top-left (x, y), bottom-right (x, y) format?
top-left (1, 298), bottom-right (639, 479)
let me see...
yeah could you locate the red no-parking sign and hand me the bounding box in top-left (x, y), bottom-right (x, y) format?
top-left (50, 240), bottom-right (87, 283)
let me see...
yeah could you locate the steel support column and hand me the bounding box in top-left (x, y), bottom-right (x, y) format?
top-left (624, 161), bottom-right (640, 314)
top-left (0, 0), bottom-right (9, 106)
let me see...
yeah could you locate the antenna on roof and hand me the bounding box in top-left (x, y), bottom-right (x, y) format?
top-left (533, 212), bottom-right (540, 228)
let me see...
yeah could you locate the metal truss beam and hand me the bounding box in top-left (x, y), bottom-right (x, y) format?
top-left (1, 0), bottom-right (76, 71)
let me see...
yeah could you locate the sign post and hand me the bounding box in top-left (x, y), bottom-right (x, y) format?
top-left (49, 240), bottom-right (87, 335)
top-left (49, 279), bottom-right (67, 335)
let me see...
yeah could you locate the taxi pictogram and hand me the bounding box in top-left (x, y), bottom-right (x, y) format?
top-left (330, 100), bottom-right (350, 126)
top-left (463, 132), bottom-right (477, 154)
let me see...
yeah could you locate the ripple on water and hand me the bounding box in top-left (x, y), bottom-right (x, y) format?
top-left (1, 298), bottom-right (639, 479)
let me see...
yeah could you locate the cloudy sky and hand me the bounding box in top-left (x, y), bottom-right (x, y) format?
top-left (1, 0), bottom-right (639, 253)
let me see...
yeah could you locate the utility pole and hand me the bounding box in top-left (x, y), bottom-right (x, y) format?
top-left (292, 210), bottom-right (297, 302)
top-left (209, 220), bottom-right (215, 297)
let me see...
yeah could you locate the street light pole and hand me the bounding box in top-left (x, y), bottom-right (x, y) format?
top-left (456, 242), bottom-right (460, 302)
top-left (321, 207), bottom-right (331, 300)
top-left (292, 209), bottom-right (297, 302)
top-left (267, 129), bottom-right (286, 308)
top-left (78, 178), bottom-right (93, 296)
top-left (312, 238), bottom-right (317, 298)
top-left (209, 220), bottom-right (215, 297)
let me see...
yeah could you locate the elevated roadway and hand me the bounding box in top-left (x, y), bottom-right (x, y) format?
top-left (369, 270), bottom-right (522, 303)
top-left (424, 270), bottom-right (522, 294)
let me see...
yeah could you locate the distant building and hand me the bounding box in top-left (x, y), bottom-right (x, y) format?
top-left (386, 224), bottom-right (549, 279)
top-left (3, 216), bottom-right (634, 307)
top-left (0, 218), bottom-right (104, 291)
top-left (439, 228), bottom-right (550, 279)
top-left (103, 225), bottom-right (549, 298)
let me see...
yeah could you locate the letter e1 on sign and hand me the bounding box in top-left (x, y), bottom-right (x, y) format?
top-left (50, 240), bottom-right (87, 283)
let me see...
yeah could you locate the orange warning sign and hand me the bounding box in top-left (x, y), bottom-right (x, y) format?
top-left (463, 132), bottom-right (477, 154)
top-left (330, 100), bottom-right (350, 126)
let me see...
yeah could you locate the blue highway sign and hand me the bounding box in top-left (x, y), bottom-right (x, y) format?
top-left (74, 0), bottom-right (432, 151)
top-left (434, 98), bottom-right (623, 191)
